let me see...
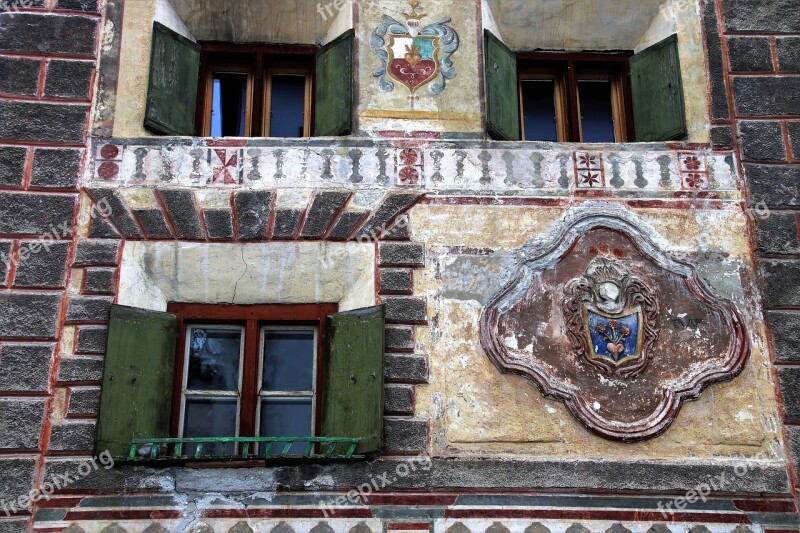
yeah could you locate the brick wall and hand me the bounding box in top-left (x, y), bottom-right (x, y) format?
top-left (0, 0), bottom-right (100, 531)
top-left (709, 0), bottom-right (800, 492)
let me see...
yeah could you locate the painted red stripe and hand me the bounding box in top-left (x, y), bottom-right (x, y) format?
top-left (732, 499), bottom-right (798, 513)
top-left (63, 510), bottom-right (182, 521)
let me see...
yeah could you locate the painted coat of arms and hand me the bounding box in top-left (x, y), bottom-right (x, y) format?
top-left (371, 0), bottom-right (459, 95)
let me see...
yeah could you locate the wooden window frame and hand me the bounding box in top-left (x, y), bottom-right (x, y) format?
top-left (167, 303), bottom-right (339, 441)
top-left (517, 52), bottom-right (635, 143)
top-left (196, 43), bottom-right (316, 138)
top-left (518, 68), bottom-right (568, 142)
top-left (201, 65), bottom-right (255, 137)
top-left (263, 67), bottom-right (313, 138)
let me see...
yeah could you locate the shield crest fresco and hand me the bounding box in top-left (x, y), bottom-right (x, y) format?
top-left (371, 0), bottom-right (459, 95)
top-left (387, 34), bottom-right (441, 93)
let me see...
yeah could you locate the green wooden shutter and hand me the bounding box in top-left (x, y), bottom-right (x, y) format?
top-left (484, 30), bottom-right (520, 141)
top-left (321, 305), bottom-right (385, 455)
top-left (314, 29), bottom-right (354, 137)
top-left (95, 306), bottom-right (178, 458)
top-left (144, 22), bottom-right (200, 136)
top-left (630, 34), bottom-right (687, 142)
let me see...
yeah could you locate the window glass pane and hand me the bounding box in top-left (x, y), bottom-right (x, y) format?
top-left (183, 398), bottom-right (238, 455)
top-left (259, 398), bottom-right (313, 455)
top-left (187, 328), bottom-right (242, 392)
top-left (578, 80), bottom-right (616, 143)
top-left (210, 72), bottom-right (248, 137)
top-left (262, 329), bottom-right (315, 392)
top-left (521, 80), bottom-right (558, 142)
top-left (269, 74), bottom-right (307, 138)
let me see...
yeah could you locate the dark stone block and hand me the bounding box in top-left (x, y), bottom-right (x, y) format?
top-left (385, 385), bottom-right (414, 415)
top-left (66, 296), bottom-right (112, 323)
top-left (132, 208), bottom-right (172, 239)
top-left (0, 241), bottom-right (11, 284)
top-left (767, 312), bottom-right (800, 362)
top-left (0, 55), bottom-right (39, 95)
top-left (44, 60), bottom-right (93, 99)
top-left (379, 243), bottom-right (425, 267)
top-left (301, 190), bottom-right (350, 238)
top-left (158, 189), bottom-right (204, 240)
top-left (0, 192), bottom-right (75, 235)
top-left (779, 367), bottom-right (800, 420)
top-left (0, 101), bottom-right (88, 143)
top-left (381, 215), bottom-right (411, 240)
top-left (384, 418), bottom-right (427, 452)
top-left (380, 269), bottom-right (413, 294)
top-left (58, 356), bottom-right (104, 382)
top-left (204, 209), bottom-right (234, 240)
top-left (234, 190), bottom-right (273, 240)
top-left (328, 210), bottom-right (367, 241)
top-left (30, 148), bottom-right (82, 189)
top-left (759, 260), bottom-right (800, 307)
top-left (739, 121), bottom-right (786, 161)
top-left (385, 326), bottom-right (415, 352)
top-left (0, 518), bottom-right (28, 533)
top-left (13, 240), bottom-right (70, 288)
top-left (777, 37), bottom-right (800, 72)
top-left (728, 37), bottom-right (773, 71)
top-left (86, 188), bottom-right (143, 239)
top-left (788, 122), bottom-right (800, 160)
top-left (0, 13), bottom-right (96, 55)
top-left (734, 77), bottom-right (800, 117)
top-left (385, 354), bottom-right (428, 383)
top-left (272, 209), bottom-right (303, 239)
top-left (384, 297), bottom-right (426, 323)
top-left (0, 343), bottom-right (53, 391)
top-left (74, 240), bottom-right (119, 266)
top-left (0, 458), bottom-right (36, 500)
top-left (56, 0), bottom-right (98, 10)
top-left (710, 126), bottom-right (733, 149)
top-left (786, 426), bottom-right (800, 476)
top-left (0, 399), bottom-right (45, 449)
top-left (0, 292), bottom-right (61, 338)
top-left (356, 192), bottom-right (423, 240)
top-left (746, 164), bottom-right (800, 207)
top-left (703, 0), bottom-right (729, 121)
top-left (68, 387), bottom-right (100, 416)
top-left (49, 422), bottom-right (95, 451)
top-left (0, 146), bottom-right (26, 187)
top-left (723, 0), bottom-right (800, 32)
top-left (83, 267), bottom-right (116, 295)
top-left (75, 326), bottom-right (107, 354)
top-left (754, 211), bottom-right (800, 255)
top-left (88, 211), bottom-right (120, 239)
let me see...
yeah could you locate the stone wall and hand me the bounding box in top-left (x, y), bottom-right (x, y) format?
top-left (0, 1), bottom-right (101, 531)
top-left (704, 0), bottom-right (800, 493)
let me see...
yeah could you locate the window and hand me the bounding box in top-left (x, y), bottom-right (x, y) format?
top-left (198, 46), bottom-right (315, 138)
top-left (485, 31), bottom-right (687, 143)
top-left (95, 304), bottom-right (385, 462)
top-left (144, 23), bottom-right (354, 138)
top-left (517, 54), bottom-right (634, 143)
top-left (172, 304), bottom-right (330, 457)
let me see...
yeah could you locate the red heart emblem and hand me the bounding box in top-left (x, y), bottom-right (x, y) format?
top-left (607, 343), bottom-right (625, 361)
top-left (390, 59), bottom-right (438, 91)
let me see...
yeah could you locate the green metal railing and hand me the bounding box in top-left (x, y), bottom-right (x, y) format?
top-left (128, 436), bottom-right (363, 462)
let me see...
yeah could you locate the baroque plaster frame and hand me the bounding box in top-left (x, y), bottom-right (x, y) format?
top-left (479, 209), bottom-right (750, 441)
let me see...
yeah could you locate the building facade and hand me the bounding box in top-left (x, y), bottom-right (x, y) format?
top-left (0, 0), bottom-right (799, 531)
